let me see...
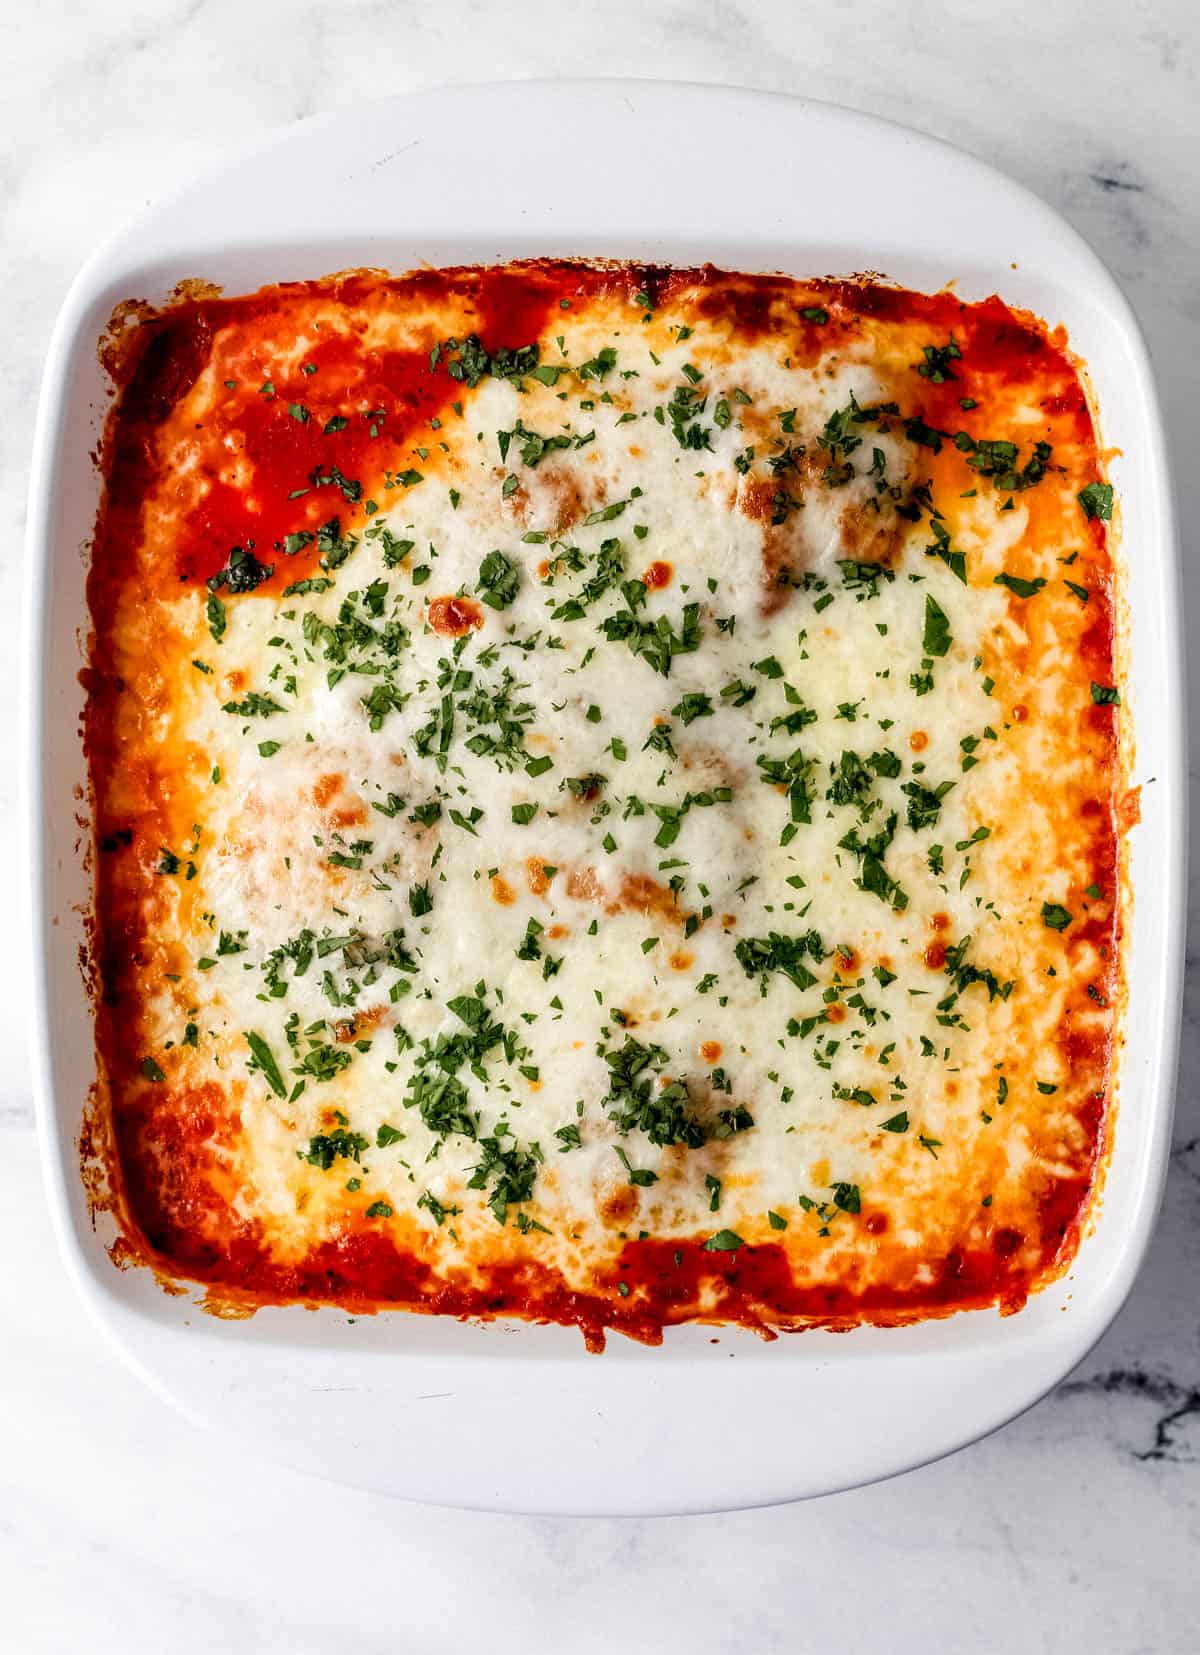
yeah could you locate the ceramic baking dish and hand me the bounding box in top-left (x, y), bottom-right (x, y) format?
top-left (25, 81), bottom-right (1183, 1515)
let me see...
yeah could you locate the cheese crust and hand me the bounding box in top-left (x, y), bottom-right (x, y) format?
top-left (85, 262), bottom-right (1124, 1347)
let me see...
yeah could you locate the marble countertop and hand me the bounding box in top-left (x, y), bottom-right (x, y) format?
top-left (4, 3), bottom-right (1199, 1650)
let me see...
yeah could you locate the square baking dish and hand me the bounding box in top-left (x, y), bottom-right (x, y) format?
top-left (25, 81), bottom-right (1184, 1514)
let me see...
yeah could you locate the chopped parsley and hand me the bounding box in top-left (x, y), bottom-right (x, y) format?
top-left (993, 572), bottom-right (1046, 599)
top-left (1078, 481), bottom-right (1114, 522)
top-left (477, 550), bottom-right (519, 610)
top-left (922, 595), bottom-right (952, 658)
top-left (1041, 902), bottom-right (1073, 931)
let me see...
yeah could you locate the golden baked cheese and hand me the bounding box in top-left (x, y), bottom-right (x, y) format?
top-left (84, 262), bottom-right (1126, 1347)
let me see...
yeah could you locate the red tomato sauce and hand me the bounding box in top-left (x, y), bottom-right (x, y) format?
top-left (427, 595), bottom-right (484, 636)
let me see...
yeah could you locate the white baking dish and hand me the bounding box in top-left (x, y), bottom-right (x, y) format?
top-left (25, 81), bottom-right (1184, 1515)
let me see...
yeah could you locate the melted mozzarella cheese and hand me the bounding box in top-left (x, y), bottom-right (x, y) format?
top-left (88, 267), bottom-right (1122, 1336)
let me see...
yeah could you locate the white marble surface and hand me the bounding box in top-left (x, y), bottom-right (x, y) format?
top-left (5, 3), bottom-right (1200, 1649)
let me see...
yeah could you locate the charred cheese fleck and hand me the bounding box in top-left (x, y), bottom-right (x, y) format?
top-left (86, 264), bottom-right (1124, 1346)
